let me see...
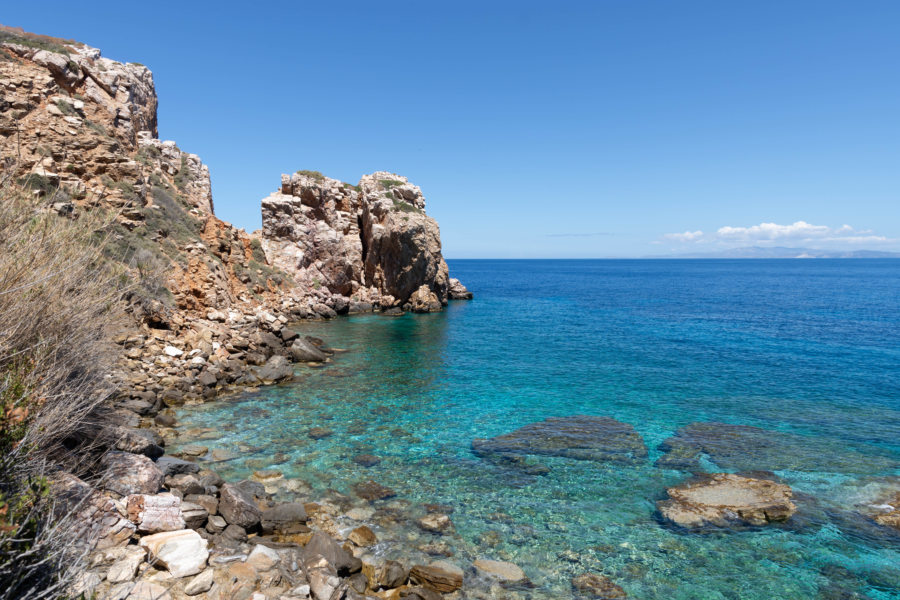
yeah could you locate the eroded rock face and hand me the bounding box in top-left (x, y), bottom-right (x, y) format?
top-left (472, 416), bottom-right (647, 465)
top-left (658, 473), bottom-right (796, 528)
top-left (261, 171), bottom-right (465, 311)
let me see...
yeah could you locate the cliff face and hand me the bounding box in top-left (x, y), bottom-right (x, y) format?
top-left (0, 27), bottom-right (289, 322)
top-left (1, 26), bottom-right (468, 321)
top-left (261, 171), bottom-right (469, 312)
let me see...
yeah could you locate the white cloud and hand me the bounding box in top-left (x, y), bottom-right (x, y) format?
top-left (663, 230), bottom-right (704, 242)
top-left (661, 221), bottom-right (892, 246)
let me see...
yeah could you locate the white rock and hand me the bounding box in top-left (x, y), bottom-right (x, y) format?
top-left (139, 529), bottom-right (208, 578)
top-left (106, 546), bottom-right (147, 583)
top-left (184, 568), bottom-right (214, 595)
top-left (163, 346), bottom-right (183, 357)
top-left (190, 356), bottom-right (206, 365)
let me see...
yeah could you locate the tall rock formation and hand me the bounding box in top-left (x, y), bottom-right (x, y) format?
top-left (0, 26), bottom-right (289, 322)
top-left (261, 171), bottom-right (469, 312)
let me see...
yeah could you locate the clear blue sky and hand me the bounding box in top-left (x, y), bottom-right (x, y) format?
top-left (6, 1), bottom-right (900, 257)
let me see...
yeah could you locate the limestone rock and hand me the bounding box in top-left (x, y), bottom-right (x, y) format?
top-left (353, 480), bottom-right (396, 501)
top-left (126, 494), bottom-right (185, 532)
top-left (184, 568), bottom-right (215, 595)
top-left (139, 529), bottom-right (209, 578)
top-left (417, 513), bottom-right (453, 534)
top-left (448, 278), bottom-right (473, 300)
top-left (52, 472), bottom-right (135, 549)
top-left (658, 473), bottom-right (796, 528)
top-left (100, 452), bottom-right (165, 497)
top-left (290, 337), bottom-right (327, 362)
top-left (409, 561), bottom-right (464, 593)
top-left (377, 559), bottom-right (408, 588)
top-left (472, 416), bottom-right (647, 465)
top-left (348, 525), bottom-right (377, 547)
top-left (109, 581), bottom-right (172, 600)
top-left (181, 501), bottom-right (209, 529)
top-left (254, 354), bottom-right (293, 383)
top-left (105, 546), bottom-right (147, 583)
top-left (473, 559), bottom-right (527, 584)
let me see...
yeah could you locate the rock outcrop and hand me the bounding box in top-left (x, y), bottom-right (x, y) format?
top-left (657, 473), bottom-right (797, 528)
top-left (261, 170), bottom-right (468, 312)
top-left (472, 416), bottom-right (648, 465)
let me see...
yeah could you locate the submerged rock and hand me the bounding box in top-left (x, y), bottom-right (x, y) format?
top-left (353, 479), bottom-right (397, 501)
top-left (658, 473), bottom-right (797, 528)
top-left (471, 416), bottom-right (647, 465)
top-left (572, 573), bottom-right (627, 598)
top-left (473, 559), bottom-right (528, 584)
top-left (409, 561), bottom-right (464, 593)
top-left (656, 421), bottom-right (897, 474)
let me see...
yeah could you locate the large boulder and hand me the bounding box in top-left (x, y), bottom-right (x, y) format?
top-left (218, 482), bottom-right (261, 529)
top-left (52, 472), bottom-right (135, 549)
top-left (100, 451), bottom-right (164, 496)
top-left (139, 529), bottom-right (208, 577)
top-left (472, 416), bottom-right (647, 465)
top-left (302, 531), bottom-right (361, 576)
top-left (289, 337), bottom-right (327, 362)
top-left (125, 494), bottom-right (185, 533)
top-left (658, 473), bottom-right (797, 528)
top-left (260, 502), bottom-right (308, 534)
top-left (253, 354), bottom-right (293, 383)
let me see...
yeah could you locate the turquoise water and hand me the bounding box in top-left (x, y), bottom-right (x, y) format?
top-left (175, 259), bottom-right (900, 599)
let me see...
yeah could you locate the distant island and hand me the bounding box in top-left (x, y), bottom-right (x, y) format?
top-left (649, 246), bottom-right (900, 259)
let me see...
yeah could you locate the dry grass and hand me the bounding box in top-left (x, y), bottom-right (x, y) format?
top-left (0, 168), bottom-right (131, 598)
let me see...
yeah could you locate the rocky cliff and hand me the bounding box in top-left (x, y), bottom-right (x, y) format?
top-left (1, 25), bottom-right (468, 321)
top-left (261, 171), bottom-right (470, 313)
top-left (0, 26), bottom-right (290, 327)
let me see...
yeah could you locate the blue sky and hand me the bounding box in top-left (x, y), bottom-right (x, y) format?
top-left (6, 1), bottom-right (900, 257)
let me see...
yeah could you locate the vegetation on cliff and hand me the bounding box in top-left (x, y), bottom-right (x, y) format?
top-left (0, 173), bottom-right (127, 599)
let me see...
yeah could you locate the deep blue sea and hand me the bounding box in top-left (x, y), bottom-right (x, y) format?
top-left (175, 259), bottom-right (900, 599)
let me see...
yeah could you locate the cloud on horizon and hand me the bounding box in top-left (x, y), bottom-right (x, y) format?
top-left (661, 221), bottom-right (892, 246)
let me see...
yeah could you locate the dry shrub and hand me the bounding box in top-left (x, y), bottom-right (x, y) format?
top-left (0, 168), bottom-right (130, 599)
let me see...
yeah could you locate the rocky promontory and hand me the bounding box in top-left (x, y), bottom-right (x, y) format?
top-left (261, 170), bottom-right (469, 313)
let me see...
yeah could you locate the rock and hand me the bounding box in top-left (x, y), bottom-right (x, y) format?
top-left (154, 414), bottom-right (177, 427)
top-left (52, 472), bottom-right (135, 549)
top-left (302, 531), bottom-right (361, 576)
top-left (219, 483), bottom-right (262, 529)
top-left (254, 354), bottom-right (293, 383)
top-left (181, 502), bottom-right (209, 529)
top-left (472, 559), bottom-right (527, 584)
top-left (206, 514), bottom-right (227, 534)
top-left (352, 454), bottom-right (381, 467)
top-left (408, 284), bottom-right (443, 313)
top-left (353, 480), bottom-right (397, 501)
top-left (290, 337), bottom-right (327, 362)
top-left (260, 171), bottom-right (468, 309)
top-left (260, 502), bottom-right (308, 534)
top-left (472, 415), bottom-right (647, 465)
top-left (184, 494), bottom-right (218, 516)
top-left (308, 427), bottom-right (333, 440)
top-left (378, 559), bottom-right (408, 588)
top-left (246, 543), bottom-right (281, 571)
top-left (111, 426), bottom-right (164, 459)
top-left (658, 473), bottom-right (796, 528)
top-left (106, 546), bottom-right (147, 583)
top-left (348, 525), bottom-right (377, 547)
top-left (100, 451), bottom-right (165, 496)
top-left (166, 473), bottom-right (205, 496)
top-left (184, 568), bottom-right (215, 595)
top-left (572, 573), bottom-right (627, 598)
top-left (402, 587), bottom-right (442, 600)
top-left (155, 456), bottom-right (200, 476)
top-left (409, 561), bottom-right (464, 593)
top-left (448, 278), bottom-right (473, 300)
top-left (656, 422), bottom-right (897, 474)
top-left (222, 523), bottom-right (248, 543)
top-left (417, 513), bottom-right (453, 534)
top-left (126, 494), bottom-right (185, 532)
top-left (139, 529), bottom-right (209, 578)
top-left (164, 346), bottom-right (184, 357)
top-left (109, 581), bottom-right (172, 600)
top-left (180, 444), bottom-right (208, 457)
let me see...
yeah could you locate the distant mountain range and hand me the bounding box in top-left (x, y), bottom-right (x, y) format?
top-left (649, 246), bottom-right (900, 259)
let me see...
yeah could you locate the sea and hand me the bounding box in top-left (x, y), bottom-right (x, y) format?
top-left (173, 259), bottom-right (900, 599)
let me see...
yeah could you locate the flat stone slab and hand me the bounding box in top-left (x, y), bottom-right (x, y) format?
top-left (658, 473), bottom-right (796, 528)
top-left (472, 416), bottom-right (647, 464)
top-left (657, 421), bottom-right (897, 474)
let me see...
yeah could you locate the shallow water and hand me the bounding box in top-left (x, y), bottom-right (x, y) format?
top-left (175, 259), bottom-right (900, 599)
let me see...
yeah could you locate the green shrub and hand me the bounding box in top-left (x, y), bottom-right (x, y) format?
top-left (295, 170), bottom-right (325, 181)
top-left (379, 179), bottom-right (405, 189)
top-left (392, 198), bottom-right (422, 214)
